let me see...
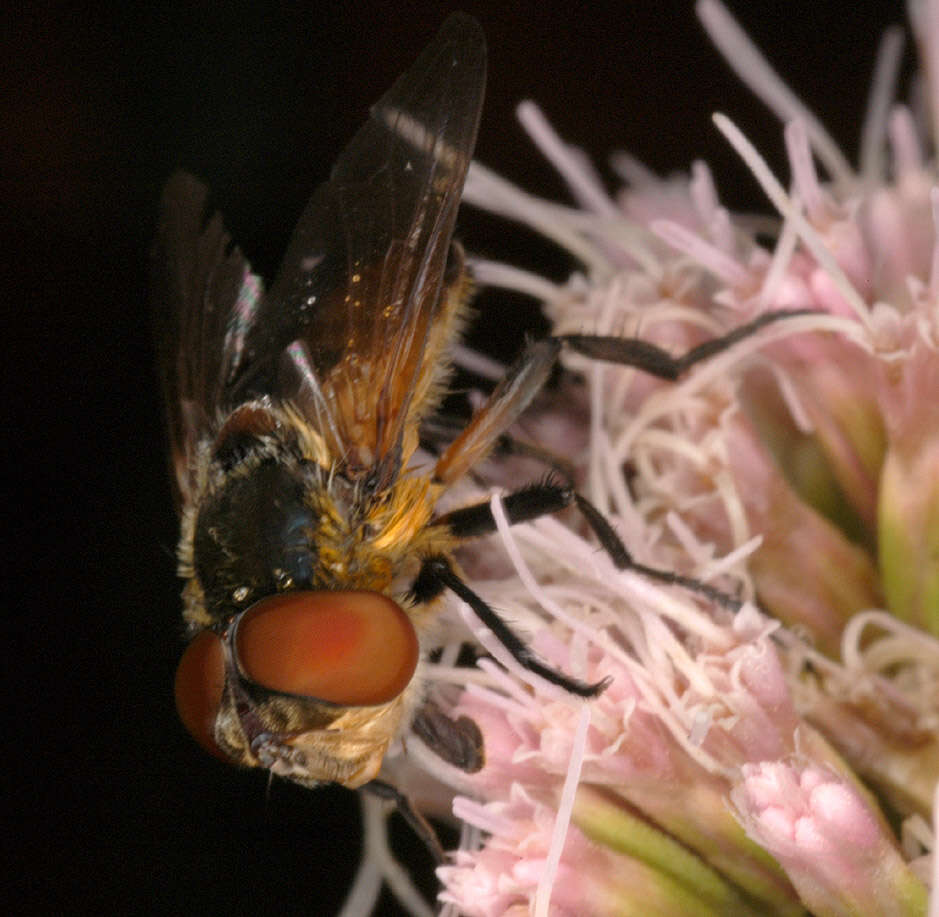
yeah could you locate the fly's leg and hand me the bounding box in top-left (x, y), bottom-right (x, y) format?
top-left (363, 779), bottom-right (445, 864)
top-left (421, 310), bottom-right (805, 694)
top-left (437, 481), bottom-right (743, 612)
top-left (558, 308), bottom-right (812, 380)
top-left (433, 309), bottom-right (812, 485)
top-left (410, 553), bottom-right (611, 697)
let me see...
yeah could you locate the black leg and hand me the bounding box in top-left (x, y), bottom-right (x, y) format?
top-left (423, 311), bottom-right (797, 696)
top-left (437, 476), bottom-right (573, 538)
top-left (572, 492), bottom-right (742, 612)
top-left (437, 481), bottom-right (743, 613)
top-left (559, 309), bottom-right (814, 380)
top-left (363, 779), bottom-right (445, 865)
top-left (411, 554), bottom-right (610, 698)
top-left (434, 310), bottom-right (810, 486)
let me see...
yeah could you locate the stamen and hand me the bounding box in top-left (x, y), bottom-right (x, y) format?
top-left (859, 26), bottom-right (905, 185)
top-left (534, 703), bottom-right (591, 917)
top-left (517, 100), bottom-right (621, 218)
top-left (696, 0), bottom-right (853, 185)
top-left (650, 218), bottom-right (750, 286)
top-left (908, 0), bottom-right (939, 154)
top-left (465, 256), bottom-right (563, 303)
top-left (757, 197), bottom-right (800, 309)
top-left (928, 187), bottom-right (939, 301)
top-left (784, 120), bottom-right (827, 224)
top-left (451, 341), bottom-right (505, 381)
top-left (465, 161), bottom-right (613, 275)
top-left (712, 113), bottom-right (874, 329)
top-left (340, 794), bottom-right (434, 917)
top-left (888, 106), bottom-right (924, 176)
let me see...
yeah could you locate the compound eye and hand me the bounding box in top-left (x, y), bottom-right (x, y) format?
top-left (236, 591), bottom-right (419, 706)
top-left (175, 629), bottom-right (227, 760)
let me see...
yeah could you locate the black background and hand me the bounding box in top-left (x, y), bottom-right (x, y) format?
top-left (7, 1), bottom-right (901, 914)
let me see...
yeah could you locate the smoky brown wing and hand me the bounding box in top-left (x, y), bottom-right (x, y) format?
top-left (230, 14), bottom-right (486, 476)
top-left (152, 172), bottom-right (263, 507)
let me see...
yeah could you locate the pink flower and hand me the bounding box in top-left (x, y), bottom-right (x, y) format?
top-left (732, 760), bottom-right (928, 915)
top-left (346, 3), bottom-right (939, 913)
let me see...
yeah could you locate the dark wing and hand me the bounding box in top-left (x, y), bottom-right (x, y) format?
top-left (152, 172), bottom-right (263, 508)
top-left (230, 14), bottom-right (486, 481)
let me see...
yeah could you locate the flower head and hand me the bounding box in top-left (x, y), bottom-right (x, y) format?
top-left (344, 3), bottom-right (939, 914)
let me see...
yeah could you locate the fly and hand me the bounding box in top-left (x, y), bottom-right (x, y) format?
top-left (154, 12), bottom-right (802, 802)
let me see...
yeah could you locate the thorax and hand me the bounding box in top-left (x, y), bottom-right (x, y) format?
top-left (177, 408), bottom-right (445, 631)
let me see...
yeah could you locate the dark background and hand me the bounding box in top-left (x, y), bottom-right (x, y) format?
top-left (7, 1), bottom-right (902, 914)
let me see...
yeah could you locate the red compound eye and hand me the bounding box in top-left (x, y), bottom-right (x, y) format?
top-left (236, 591), bottom-right (419, 706)
top-left (174, 629), bottom-right (227, 760)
